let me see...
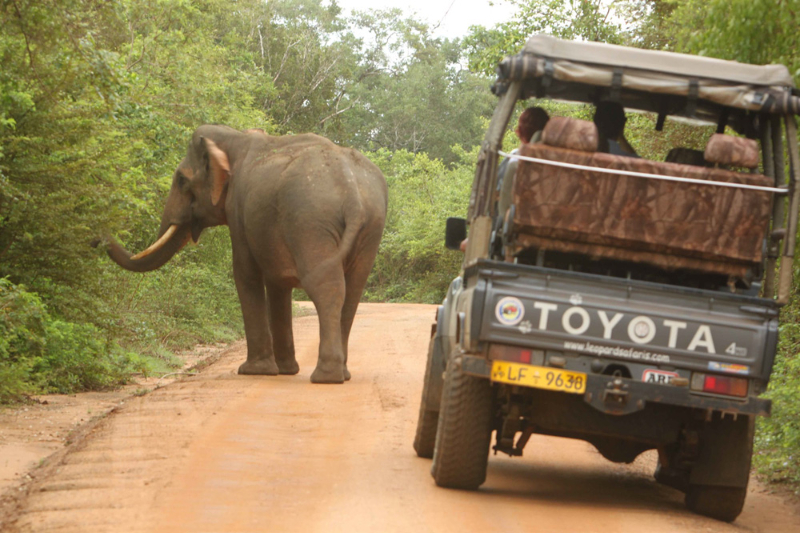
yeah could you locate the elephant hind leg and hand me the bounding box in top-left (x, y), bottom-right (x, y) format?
top-left (266, 282), bottom-right (299, 375)
top-left (302, 260), bottom-right (347, 384)
top-left (340, 243), bottom-right (380, 381)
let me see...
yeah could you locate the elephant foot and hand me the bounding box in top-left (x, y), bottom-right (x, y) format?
top-left (276, 358), bottom-right (300, 375)
top-left (344, 365), bottom-right (351, 381)
top-left (238, 358), bottom-right (279, 376)
top-left (310, 361), bottom-right (345, 384)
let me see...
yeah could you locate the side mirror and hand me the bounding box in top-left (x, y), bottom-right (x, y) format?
top-left (445, 217), bottom-right (467, 250)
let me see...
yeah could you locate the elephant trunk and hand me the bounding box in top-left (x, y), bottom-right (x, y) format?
top-left (103, 224), bottom-right (191, 273)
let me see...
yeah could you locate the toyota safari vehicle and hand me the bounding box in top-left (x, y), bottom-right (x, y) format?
top-left (413, 35), bottom-right (800, 522)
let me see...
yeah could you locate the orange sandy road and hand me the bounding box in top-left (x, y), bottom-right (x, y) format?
top-left (3, 303), bottom-right (799, 533)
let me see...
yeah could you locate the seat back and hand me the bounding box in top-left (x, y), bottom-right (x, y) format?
top-left (704, 133), bottom-right (759, 169)
top-left (510, 141), bottom-right (772, 278)
top-left (540, 116), bottom-right (599, 152)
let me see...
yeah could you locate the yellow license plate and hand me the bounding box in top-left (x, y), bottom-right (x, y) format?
top-left (490, 361), bottom-right (586, 394)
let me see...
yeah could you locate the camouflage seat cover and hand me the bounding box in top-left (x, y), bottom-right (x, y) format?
top-left (509, 143), bottom-right (773, 278)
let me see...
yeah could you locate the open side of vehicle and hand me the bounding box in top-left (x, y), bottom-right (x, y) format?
top-left (414, 35), bottom-right (800, 523)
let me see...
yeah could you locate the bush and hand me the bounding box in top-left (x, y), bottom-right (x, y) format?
top-left (101, 227), bottom-right (244, 353)
top-left (0, 278), bottom-right (47, 402)
top-left (754, 297), bottom-right (800, 492)
top-left (33, 320), bottom-right (125, 394)
top-left (365, 146), bottom-right (476, 303)
top-left (0, 277), bottom-right (168, 402)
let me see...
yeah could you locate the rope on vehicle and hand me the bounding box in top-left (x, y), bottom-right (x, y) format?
top-left (498, 151), bottom-right (787, 194)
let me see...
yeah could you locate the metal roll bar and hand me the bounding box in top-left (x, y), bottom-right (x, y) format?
top-left (777, 116), bottom-right (800, 304)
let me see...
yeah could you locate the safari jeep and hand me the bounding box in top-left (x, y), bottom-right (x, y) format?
top-left (413, 35), bottom-right (800, 522)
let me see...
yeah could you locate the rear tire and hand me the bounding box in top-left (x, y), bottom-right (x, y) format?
top-left (684, 413), bottom-right (754, 522)
top-left (414, 334), bottom-right (443, 458)
top-left (431, 354), bottom-right (494, 490)
top-left (685, 485), bottom-right (747, 523)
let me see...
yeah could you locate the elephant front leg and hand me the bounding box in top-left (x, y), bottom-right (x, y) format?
top-left (234, 255), bottom-right (279, 376)
top-left (266, 282), bottom-right (299, 375)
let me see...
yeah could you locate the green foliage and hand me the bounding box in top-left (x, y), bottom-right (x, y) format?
top-left (0, 0), bottom-right (488, 400)
top-left (0, 278), bottom-right (130, 401)
top-left (669, 0), bottom-right (800, 84)
top-left (756, 294), bottom-right (800, 490)
top-left (365, 147), bottom-right (477, 302)
top-left (625, 113), bottom-right (712, 160)
top-left (331, 12), bottom-right (496, 163)
top-left (0, 0), bottom-right (272, 402)
top-left (248, 0), bottom-right (356, 132)
top-left (465, 1), bottom-right (681, 76)
top-left (0, 278), bottom-right (44, 401)
top-left (34, 320), bottom-right (123, 394)
top-left (465, 0), bottom-right (628, 76)
top-left (103, 229), bottom-right (243, 354)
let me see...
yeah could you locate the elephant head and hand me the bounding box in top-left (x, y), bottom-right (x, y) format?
top-left (102, 125), bottom-right (236, 272)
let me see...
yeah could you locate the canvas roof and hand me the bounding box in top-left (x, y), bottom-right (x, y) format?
top-left (523, 35), bottom-right (794, 88)
top-left (494, 35), bottom-right (800, 117)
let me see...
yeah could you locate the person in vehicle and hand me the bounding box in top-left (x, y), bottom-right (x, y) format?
top-left (516, 106), bottom-right (550, 145)
top-left (496, 106), bottom-right (549, 215)
top-left (461, 107), bottom-right (550, 253)
top-left (593, 101), bottom-right (639, 158)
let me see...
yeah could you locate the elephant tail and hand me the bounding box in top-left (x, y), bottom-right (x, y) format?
top-left (337, 197), bottom-right (367, 267)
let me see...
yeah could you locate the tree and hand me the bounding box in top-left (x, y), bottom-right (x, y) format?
top-left (338, 28), bottom-right (496, 163)
top-left (366, 146), bottom-right (477, 302)
top-left (464, 0), bottom-right (626, 76)
top-left (464, 0), bottom-right (682, 76)
top-left (669, 0), bottom-right (800, 84)
top-left (0, 0), bottom-right (267, 397)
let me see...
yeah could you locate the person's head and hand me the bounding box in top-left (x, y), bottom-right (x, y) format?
top-left (593, 101), bottom-right (627, 139)
top-left (515, 107), bottom-right (549, 143)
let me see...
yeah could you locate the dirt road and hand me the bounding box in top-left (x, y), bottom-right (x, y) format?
top-left (2, 303), bottom-right (798, 532)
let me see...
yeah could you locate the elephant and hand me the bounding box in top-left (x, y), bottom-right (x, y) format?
top-left (101, 125), bottom-right (387, 384)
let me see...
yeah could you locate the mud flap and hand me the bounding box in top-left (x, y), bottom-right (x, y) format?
top-left (423, 334), bottom-right (446, 412)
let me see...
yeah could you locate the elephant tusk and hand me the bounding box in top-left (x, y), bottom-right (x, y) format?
top-left (131, 224), bottom-right (180, 260)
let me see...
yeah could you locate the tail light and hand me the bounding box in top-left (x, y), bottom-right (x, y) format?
top-left (691, 372), bottom-right (748, 397)
top-left (488, 344), bottom-right (537, 365)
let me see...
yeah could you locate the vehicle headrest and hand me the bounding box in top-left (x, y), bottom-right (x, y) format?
top-left (704, 134), bottom-right (759, 169)
top-left (541, 117), bottom-right (599, 152)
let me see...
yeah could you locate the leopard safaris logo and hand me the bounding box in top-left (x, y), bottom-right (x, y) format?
top-left (495, 297), bottom-right (525, 326)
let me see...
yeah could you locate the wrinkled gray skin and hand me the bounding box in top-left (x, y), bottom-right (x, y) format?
top-left (104, 125), bottom-right (387, 383)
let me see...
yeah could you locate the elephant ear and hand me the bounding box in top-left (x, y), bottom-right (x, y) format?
top-left (204, 137), bottom-right (230, 206)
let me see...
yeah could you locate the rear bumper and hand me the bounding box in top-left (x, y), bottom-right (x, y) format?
top-left (460, 355), bottom-right (771, 417)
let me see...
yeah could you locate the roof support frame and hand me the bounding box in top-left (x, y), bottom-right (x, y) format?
top-left (762, 115), bottom-right (778, 298)
top-left (468, 81), bottom-right (521, 220)
top-left (777, 116), bottom-right (800, 304)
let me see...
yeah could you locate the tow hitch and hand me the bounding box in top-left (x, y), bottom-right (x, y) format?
top-left (603, 377), bottom-right (629, 407)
